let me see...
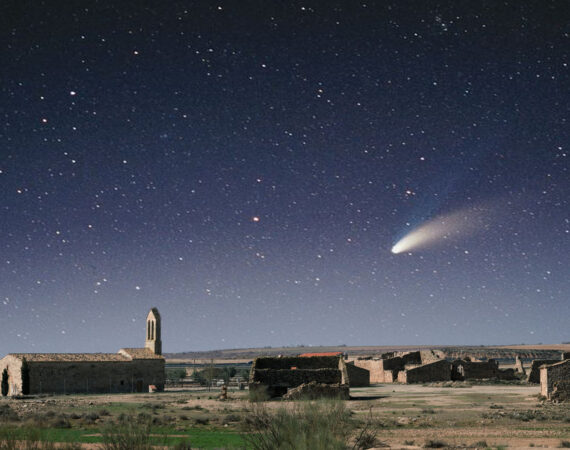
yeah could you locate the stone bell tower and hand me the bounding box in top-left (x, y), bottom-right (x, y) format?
top-left (145, 307), bottom-right (162, 355)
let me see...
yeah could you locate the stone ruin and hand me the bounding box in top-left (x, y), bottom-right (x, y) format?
top-left (515, 355), bottom-right (526, 376)
top-left (398, 359), bottom-right (451, 383)
top-left (353, 350), bottom-right (519, 384)
top-left (540, 359), bottom-right (570, 401)
top-left (248, 355), bottom-right (351, 400)
top-left (528, 352), bottom-right (570, 383)
top-left (451, 358), bottom-right (516, 381)
top-left (353, 350), bottom-right (450, 384)
top-left (283, 381), bottom-right (350, 400)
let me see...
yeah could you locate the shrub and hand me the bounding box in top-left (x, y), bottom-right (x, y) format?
top-left (100, 419), bottom-right (153, 450)
top-left (243, 399), bottom-right (372, 450)
top-left (223, 414), bottom-right (241, 424)
top-left (194, 416), bottom-right (209, 425)
top-left (424, 440), bottom-right (448, 448)
top-left (84, 412), bottom-right (100, 422)
top-left (51, 416), bottom-right (72, 429)
top-left (0, 405), bottom-right (19, 422)
top-left (173, 440), bottom-right (193, 449)
top-left (560, 441), bottom-right (570, 448)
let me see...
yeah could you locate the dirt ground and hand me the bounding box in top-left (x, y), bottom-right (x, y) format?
top-left (2, 383), bottom-right (570, 449)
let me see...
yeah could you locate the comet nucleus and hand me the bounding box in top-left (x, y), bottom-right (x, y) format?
top-left (391, 207), bottom-right (487, 254)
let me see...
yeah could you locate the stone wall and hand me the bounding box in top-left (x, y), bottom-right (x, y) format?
top-left (353, 351), bottom-right (444, 384)
top-left (345, 363), bottom-right (370, 387)
top-left (540, 360), bottom-right (570, 401)
top-left (282, 382), bottom-right (350, 400)
top-left (0, 356), bottom-right (23, 396)
top-left (451, 359), bottom-right (514, 381)
top-left (253, 356), bottom-right (340, 370)
top-left (352, 359), bottom-right (385, 383)
top-left (251, 368), bottom-right (342, 386)
top-left (0, 356), bottom-right (164, 395)
top-left (515, 356), bottom-right (526, 375)
top-left (248, 355), bottom-right (348, 399)
top-left (398, 360), bottom-right (451, 384)
top-left (528, 360), bottom-right (560, 383)
top-left (383, 370), bottom-right (395, 383)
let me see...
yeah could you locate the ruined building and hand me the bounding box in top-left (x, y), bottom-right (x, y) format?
top-left (451, 358), bottom-right (516, 381)
top-left (541, 359), bottom-right (570, 401)
top-left (0, 308), bottom-right (165, 396)
top-left (353, 351), bottom-right (517, 384)
top-left (528, 352), bottom-right (570, 383)
top-left (353, 350), bottom-right (449, 384)
top-left (248, 354), bottom-right (353, 399)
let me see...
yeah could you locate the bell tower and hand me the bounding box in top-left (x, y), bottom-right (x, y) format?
top-left (145, 307), bottom-right (162, 355)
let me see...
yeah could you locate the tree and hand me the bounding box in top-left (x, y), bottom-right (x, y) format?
top-left (166, 368), bottom-right (186, 382)
top-left (1, 369), bottom-right (8, 396)
top-left (205, 359), bottom-right (215, 391)
top-left (21, 358), bottom-right (30, 395)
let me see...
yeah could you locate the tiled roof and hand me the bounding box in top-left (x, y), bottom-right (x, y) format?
top-left (8, 348), bottom-right (163, 362)
top-left (119, 348), bottom-right (164, 360)
top-left (9, 353), bottom-right (130, 362)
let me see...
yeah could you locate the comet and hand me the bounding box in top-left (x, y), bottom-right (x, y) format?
top-left (391, 206), bottom-right (488, 254)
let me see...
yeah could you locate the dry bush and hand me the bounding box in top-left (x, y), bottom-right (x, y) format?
top-left (243, 399), bottom-right (380, 450)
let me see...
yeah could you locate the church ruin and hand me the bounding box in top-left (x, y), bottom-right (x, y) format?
top-left (0, 308), bottom-right (165, 396)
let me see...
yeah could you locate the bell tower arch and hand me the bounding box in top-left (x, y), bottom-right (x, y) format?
top-left (145, 307), bottom-right (162, 355)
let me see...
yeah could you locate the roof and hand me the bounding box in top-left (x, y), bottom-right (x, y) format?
top-left (8, 348), bottom-right (163, 362)
top-left (299, 352), bottom-right (343, 357)
top-left (8, 353), bottom-right (129, 362)
top-left (541, 359), bottom-right (570, 369)
top-left (119, 348), bottom-right (164, 360)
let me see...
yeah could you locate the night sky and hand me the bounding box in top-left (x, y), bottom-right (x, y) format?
top-left (1, 1), bottom-right (568, 354)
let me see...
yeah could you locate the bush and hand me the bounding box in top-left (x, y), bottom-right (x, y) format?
top-left (243, 399), bottom-right (377, 450)
top-left (424, 440), bottom-right (448, 448)
top-left (223, 414), bottom-right (241, 424)
top-left (100, 419), bottom-right (153, 450)
top-left (51, 416), bottom-right (72, 429)
top-left (194, 416), bottom-right (209, 425)
top-left (0, 405), bottom-right (19, 422)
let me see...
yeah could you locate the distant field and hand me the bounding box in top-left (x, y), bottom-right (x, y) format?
top-left (166, 343), bottom-right (569, 362)
top-left (491, 344), bottom-right (570, 351)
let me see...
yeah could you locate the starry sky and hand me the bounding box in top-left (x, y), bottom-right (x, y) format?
top-left (1, 1), bottom-right (568, 354)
